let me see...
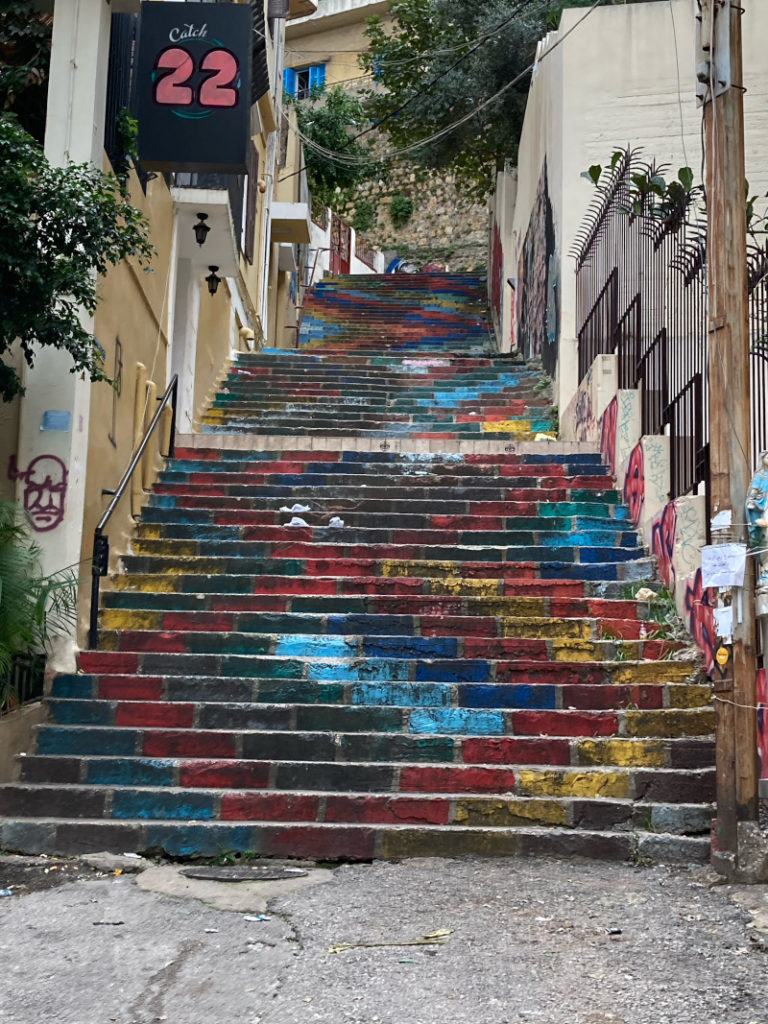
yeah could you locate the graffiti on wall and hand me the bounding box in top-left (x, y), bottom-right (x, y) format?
top-left (623, 441), bottom-right (645, 525)
top-left (600, 396), bottom-right (618, 473)
top-left (573, 373), bottom-right (595, 442)
top-left (517, 160), bottom-right (559, 376)
top-left (683, 568), bottom-right (716, 675)
top-left (650, 501), bottom-right (677, 592)
top-left (490, 221), bottom-right (503, 340)
top-left (757, 668), bottom-right (768, 780)
top-left (7, 454), bottom-right (68, 532)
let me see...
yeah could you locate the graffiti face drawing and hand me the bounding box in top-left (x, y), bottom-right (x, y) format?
top-left (10, 455), bottom-right (68, 532)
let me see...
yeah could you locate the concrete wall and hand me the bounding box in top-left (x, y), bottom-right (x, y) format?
top-left (508, 0), bottom-right (768, 421)
top-left (0, 703), bottom-right (47, 783)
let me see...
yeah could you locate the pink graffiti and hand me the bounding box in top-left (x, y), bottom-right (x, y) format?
top-left (651, 501), bottom-right (677, 591)
top-left (8, 454), bottom-right (68, 532)
top-left (758, 669), bottom-right (768, 780)
top-left (600, 396), bottom-right (618, 473)
top-left (684, 568), bottom-right (715, 675)
top-left (623, 442), bottom-right (645, 525)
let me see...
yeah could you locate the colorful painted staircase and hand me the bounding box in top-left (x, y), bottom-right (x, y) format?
top-left (0, 273), bottom-right (714, 862)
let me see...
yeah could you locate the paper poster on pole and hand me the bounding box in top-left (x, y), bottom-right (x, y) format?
top-left (701, 543), bottom-right (747, 589)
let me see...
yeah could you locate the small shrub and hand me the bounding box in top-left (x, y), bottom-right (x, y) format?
top-left (352, 199), bottom-right (376, 234)
top-left (389, 193), bottom-right (414, 229)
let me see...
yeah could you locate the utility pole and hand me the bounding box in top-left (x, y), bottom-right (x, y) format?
top-left (701, 0), bottom-right (758, 863)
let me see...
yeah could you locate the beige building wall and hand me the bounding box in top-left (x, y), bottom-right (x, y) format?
top-left (286, 0), bottom-right (389, 93)
top-left (510, 0), bottom-right (768, 421)
top-left (78, 169), bottom-right (175, 633)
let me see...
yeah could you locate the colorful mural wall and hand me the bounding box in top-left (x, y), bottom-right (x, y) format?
top-left (597, 394), bottom-right (712, 673)
top-left (517, 161), bottom-right (559, 377)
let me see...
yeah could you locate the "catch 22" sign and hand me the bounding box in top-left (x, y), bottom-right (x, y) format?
top-left (136, 2), bottom-right (252, 173)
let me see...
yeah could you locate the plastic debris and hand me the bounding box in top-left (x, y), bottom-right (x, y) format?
top-left (534, 433), bottom-right (556, 441)
top-left (286, 517), bottom-right (309, 527)
top-left (244, 914), bottom-right (272, 922)
top-left (280, 503), bottom-right (311, 513)
top-left (0, 889), bottom-right (13, 897)
top-left (329, 516), bottom-right (345, 528)
top-left (634, 587), bottom-right (657, 602)
top-left (205, 928), bottom-right (219, 934)
top-left (122, 852), bottom-right (142, 859)
top-left (606, 927), bottom-right (623, 936)
top-left (327, 928), bottom-right (453, 954)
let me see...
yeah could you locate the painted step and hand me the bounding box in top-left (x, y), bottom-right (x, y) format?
top-left (96, 626), bottom-right (686, 664)
top-left (44, 698), bottom-right (713, 742)
top-left (100, 590), bottom-right (652, 621)
top-left (79, 649), bottom-right (700, 686)
top-left (18, 754), bottom-right (715, 806)
top-left (106, 572), bottom-right (635, 599)
top-left (51, 673), bottom-right (712, 712)
top-left (97, 608), bottom-right (659, 643)
top-left (32, 723), bottom-right (714, 770)
top-left (0, 784), bottom-right (713, 835)
top-left (0, 817), bottom-right (711, 863)
top-left (118, 554), bottom-right (656, 583)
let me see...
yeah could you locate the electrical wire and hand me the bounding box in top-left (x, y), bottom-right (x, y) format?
top-left (289, 0), bottom-right (606, 169)
top-left (351, 0), bottom-right (540, 141)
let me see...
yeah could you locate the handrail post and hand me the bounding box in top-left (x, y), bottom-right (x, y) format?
top-left (168, 374), bottom-right (178, 458)
top-left (89, 530), bottom-right (110, 649)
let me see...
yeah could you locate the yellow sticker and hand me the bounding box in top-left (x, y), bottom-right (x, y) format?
top-left (716, 646), bottom-right (730, 667)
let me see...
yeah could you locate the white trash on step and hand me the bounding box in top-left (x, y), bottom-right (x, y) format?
top-left (280, 503), bottom-right (311, 513)
top-left (329, 517), bottom-right (345, 528)
top-left (286, 517), bottom-right (309, 527)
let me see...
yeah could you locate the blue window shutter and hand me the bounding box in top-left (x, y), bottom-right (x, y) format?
top-left (309, 64), bottom-right (326, 93)
top-left (283, 67), bottom-right (297, 97)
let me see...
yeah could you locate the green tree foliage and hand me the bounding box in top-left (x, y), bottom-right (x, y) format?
top-left (292, 85), bottom-right (379, 209)
top-left (361, 0), bottom-right (641, 199)
top-left (0, 2), bottom-right (52, 142)
top-left (0, 117), bottom-right (153, 402)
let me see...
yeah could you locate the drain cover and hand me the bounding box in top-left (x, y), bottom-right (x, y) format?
top-left (179, 865), bottom-right (309, 883)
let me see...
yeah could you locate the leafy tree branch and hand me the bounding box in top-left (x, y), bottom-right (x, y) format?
top-left (0, 116), bottom-right (153, 402)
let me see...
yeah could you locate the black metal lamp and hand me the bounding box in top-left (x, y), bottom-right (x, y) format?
top-left (194, 212), bottom-right (210, 247)
top-left (205, 266), bottom-right (221, 296)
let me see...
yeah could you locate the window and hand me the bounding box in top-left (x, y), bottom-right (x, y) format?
top-left (283, 64), bottom-right (326, 100)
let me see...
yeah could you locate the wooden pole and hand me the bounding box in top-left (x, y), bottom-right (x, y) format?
top-left (705, 0), bottom-right (758, 856)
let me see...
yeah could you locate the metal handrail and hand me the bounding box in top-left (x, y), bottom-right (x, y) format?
top-left (88, 374), bottom-right (178, 648)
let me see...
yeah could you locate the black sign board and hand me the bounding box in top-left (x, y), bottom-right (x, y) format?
top-left (136, 2), bottom-right (252, 174)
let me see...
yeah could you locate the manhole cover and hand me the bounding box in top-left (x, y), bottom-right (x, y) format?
top-left (179, 865), bottom-right (309, 883)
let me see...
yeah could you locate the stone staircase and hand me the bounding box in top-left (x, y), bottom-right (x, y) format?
top-left (0, 273), bottom-right (714, 862)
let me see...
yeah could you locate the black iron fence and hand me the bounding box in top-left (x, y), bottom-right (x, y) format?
top-left (1, 655), bottom-right (46, 715)
top-left (573, 151), bottom-right (768, 501)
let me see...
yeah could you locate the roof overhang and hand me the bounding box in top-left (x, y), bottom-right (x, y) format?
top-left (271, 201), bottom-right (311, 244)
top-left (172, 187), bottom-right (240, 278)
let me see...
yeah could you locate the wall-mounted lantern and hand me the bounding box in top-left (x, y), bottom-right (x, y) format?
top-left (194, 213), bottom-right (210, 247)
top-left (206, 266), bottom-right (222, 296)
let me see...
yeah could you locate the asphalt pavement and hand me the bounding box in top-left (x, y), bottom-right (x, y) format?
top-left (2, 853), bottom-right (768, 1024)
